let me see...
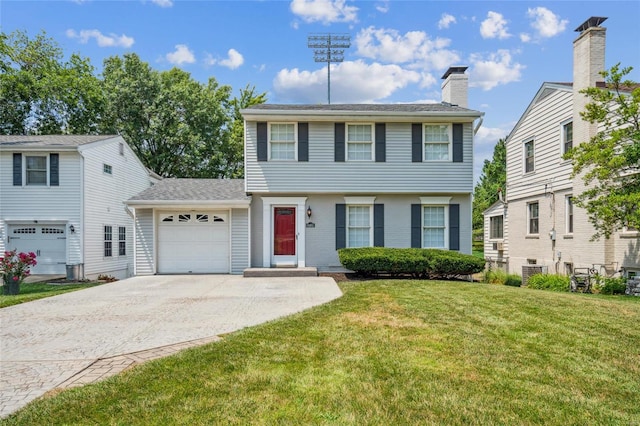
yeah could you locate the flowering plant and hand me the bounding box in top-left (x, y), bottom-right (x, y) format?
top-left (1, 250), bottom-right (37, 288)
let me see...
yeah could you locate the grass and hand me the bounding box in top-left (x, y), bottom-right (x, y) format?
top-left (4, 280), bottom-right (640, 425)
top-left (0, 281), bottom-right (103, 308)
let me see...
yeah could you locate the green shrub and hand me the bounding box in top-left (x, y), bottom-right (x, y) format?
top-left (597, 277), bottom-right (627, 295)
top-left (337, 247), bottom-right (485, 279)
top-left (504, 274), bottom-right (522, 287)
top-left (527, 274), bottom-right (570, 292)
top-left (482, 269), bottom-right (522, 287)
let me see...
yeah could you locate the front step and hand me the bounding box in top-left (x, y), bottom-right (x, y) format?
top-left (243, 267), bottom-right (318, 278)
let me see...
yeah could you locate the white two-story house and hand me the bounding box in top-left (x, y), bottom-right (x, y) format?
top-left (241, 67), bottom-right (483, 271)
top-left (484, 17), bottom-right (639, 278)
top-left (0, 135), bottom-right (155, 279)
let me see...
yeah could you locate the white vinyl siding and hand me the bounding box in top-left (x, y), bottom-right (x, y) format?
top-left (245, 122), bottom-right (475, 193)
top-left (422, 206), bottom-right (446, 248)
top-left (347, 205), bottom-right (372, 247)
top-left (134, 209), bottom-right (154, 275)
top-left (231, 208), bottom-right (250, 274)
top-left (347, 124), bottom-right (373, 161)
top-left (269, 123), bottom-right (296, 160)
top-left (424, 124), bottom-right (451, 161)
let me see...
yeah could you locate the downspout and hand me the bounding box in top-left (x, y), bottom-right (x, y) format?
top-left (473, 113), bottom-right (485, 135)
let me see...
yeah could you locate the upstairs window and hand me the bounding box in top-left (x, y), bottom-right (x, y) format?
top-left (347, 124), bottom-right (373, 161)
top-left (562, 121), bottom-right (573, 154)
top-left (490, 215), bottom-right (504, 239)
top-left (269, 123), bottom-right (296, 160)
top-left (103, 164), bottom-right (113, 175)
top-left (524, 140), bottom-right (535, 173)
top-left (424, 124), bottom-right (450, 161)
top-left (528, 202), bottom-right (539, 235)
top-left (26, 156), bottom-right (47, 185)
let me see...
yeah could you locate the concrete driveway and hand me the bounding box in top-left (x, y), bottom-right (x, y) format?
top-left (0, 275), bottom-right (342, 418)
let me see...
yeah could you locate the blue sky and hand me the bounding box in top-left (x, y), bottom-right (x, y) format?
top-left (2, 0), bottom-right (639, 181)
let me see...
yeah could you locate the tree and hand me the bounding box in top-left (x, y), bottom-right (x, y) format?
top-left (0, 30), bottom-right (103, 135)
top-left (565, 64), bottom-right (640, 239)
top-left (100, 54), bottom-right (267, 178)
top-left (472, 138), bottom-right (507, 232)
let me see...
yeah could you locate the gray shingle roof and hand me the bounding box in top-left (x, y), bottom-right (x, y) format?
top-left (0, 135), bottom-right (119, 148)
top-left (243, 103), bottom-right (476, 113)
top-left (129, 179), bottom-right (249, 202)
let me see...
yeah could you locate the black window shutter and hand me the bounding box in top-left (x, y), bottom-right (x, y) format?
top-left (336, 204), bottom-right (346, 249)
top-left (49, 153), bottom-right (59, 186)
top-left (374, 204), bottom-right (384, 246)
top-left (334, 123), bottom-right (345, 162)
top-left (452, 123), bottom-right (463, 163)
top-left (13, 153), bottom-right (22, 186)
top-left (298, 122), bottom-right (309, 161)
top-left (257, 122), bottom-right (268, 161)
top-left (411, 204), bottom-right (421, 248)
top-left (449, 203), bottom-right (460, 250)
top-left (375, 123), bottom-right (386, 162)
top-left (412, 123), bottom-right (422, 162)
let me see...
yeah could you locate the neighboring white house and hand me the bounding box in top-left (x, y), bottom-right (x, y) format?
top-left (0, 135), bottom-right (155, 279)
top-left (484, 17), bottom-right (640, 278)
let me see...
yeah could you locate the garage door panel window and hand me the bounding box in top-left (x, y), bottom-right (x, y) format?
top-left (178, 214), bottom-right (191, 222)
top-left (104, 226), bottom-right (112, 257)
top-left (196, 214), bottom-right (209, 222)
top-left (42, 227), bottom-right (64, 234)
top-left (161, 214), bottom-right (174, 222)
top-left (14, 227), bottom-right (36, 234)
top-left (213, 215), bottom-right (225, 222)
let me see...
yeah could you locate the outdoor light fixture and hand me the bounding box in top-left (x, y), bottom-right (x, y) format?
top-left (69, 224), bottom-right (75, 234)
top-left (306, 206), bottom-right (312, 219)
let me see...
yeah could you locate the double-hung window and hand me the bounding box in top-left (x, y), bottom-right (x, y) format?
top-left (566, 196), bottom-right (574, 234)
top-left (347, 205), bottom-right (372, 247)
top-left (524, 140), bottom-right (534, 173)
top-left (118, 226), bottom-right (126, 256)
top-left (490, 215), bottom-right (504, 239)
top-left (26, 156), bottom-right (47, 185)
top-left (528, 202), bottom-right (539, 235)
top-left (346, 124), bottom-right (373, 161)
top-left (562, 121), bottom-right (573, 155)
top-left (424, 124), bottom-right (451, 161)
top-left (422, 206), bottom-right (447, 248)
top-left (269, 123), bottom-right (296, 160)
top-left (104, 225), bottom-right (113, 257)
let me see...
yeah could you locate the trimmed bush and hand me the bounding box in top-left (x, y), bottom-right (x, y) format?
top-left (504, 275), bottom-right (522, 287)
top-left (338, 247), bottom-right (484, 279)
top-left (527, 274), bottom-right (570, 292)
top-left (596, 277), bottom-right (627, 295)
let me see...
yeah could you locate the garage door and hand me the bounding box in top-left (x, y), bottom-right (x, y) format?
top-left (157, 212), bottom-right (229, 273)
top-left (8, 225), bottom-right (67, 274)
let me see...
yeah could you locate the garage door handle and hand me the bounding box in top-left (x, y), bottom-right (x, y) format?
top-left (37, 250), bottom-right (41, 256)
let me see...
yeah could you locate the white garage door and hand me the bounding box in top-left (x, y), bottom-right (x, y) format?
top-left (157, 212), bottom-right (229, 274)
top-left (8, 225), bottom-right (67, 275)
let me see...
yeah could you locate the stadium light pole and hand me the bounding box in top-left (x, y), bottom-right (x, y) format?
top-left (307, 33), bottom-right (351, 104)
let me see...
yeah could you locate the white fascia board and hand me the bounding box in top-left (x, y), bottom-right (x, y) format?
top-left (241, 111), bottom-right (483, 122)
top-left (124, 200), bottom-right (251, 209)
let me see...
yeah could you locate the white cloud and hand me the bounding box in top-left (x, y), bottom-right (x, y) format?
top-left (273, 60), bottom-right (421, 103)
top-left (480, 11), bottom-right (511, 40)
top-left (290, 0), bottom-right (358, 24)
top-left (66, 29), bottom-right (134, 48)
top-left (469, 49), bottom-right (524, 90)
top-left (355, 26), bottom-right (459, 71)
top-left (165, 44), bottom-right (195, 65)
top-left (527, 7), bottom-right (568, 38)
top-left (151, 0), bottom-right (173, 7)
top-left (375, 1), bottom-right (389, 13)
top-left (220, 49), bottom-right (244, 70)
top-left (519, 33), bottom-right (532, 43)
top-left (438, 13), bottom-right (456, 29)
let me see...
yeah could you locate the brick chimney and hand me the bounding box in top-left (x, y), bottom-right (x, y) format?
top-left (441, 66), bottom-right (468, 108)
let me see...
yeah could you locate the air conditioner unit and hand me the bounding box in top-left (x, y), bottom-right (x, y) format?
top-left (496, 242), bottom-right (504, 251)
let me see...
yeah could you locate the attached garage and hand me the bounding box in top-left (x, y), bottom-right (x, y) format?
top-left (7, 224), bottom-right (67, 274)
top-left (157, 211), bottom-right (229, 273)
top-left (126, 178), bottom-right (251, 275)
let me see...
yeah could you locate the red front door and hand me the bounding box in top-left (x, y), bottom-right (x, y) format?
top-left (274, 207), bottom-right (296, 256)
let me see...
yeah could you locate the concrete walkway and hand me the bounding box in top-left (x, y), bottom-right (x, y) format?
top-left (0, 275), bottom-right (342, 418)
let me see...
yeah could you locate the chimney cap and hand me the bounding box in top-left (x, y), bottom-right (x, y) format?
top-left (575, 17), bottom-right (607, 32)
top-left (441, 66), bottom-right (468, 79)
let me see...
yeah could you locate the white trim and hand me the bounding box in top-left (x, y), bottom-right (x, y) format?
top-left (346, 122), bottom-right (375, 161)
top-left (268, 122), bottom-right (297, 161)
top-left (423, 123), bottom-right (453, 162)
top-left (261, 197), bottom-right (307, 267)
top-left (420, 196), bottom-right (452, 205)
top-left (344, 196), bottom-right (376, 205)
top-left (125, 200), bottom-right (250, 208)
top-left (560, 119), bottom-right (573, 158)
top-left (421, 205), bottom-right (449, 249)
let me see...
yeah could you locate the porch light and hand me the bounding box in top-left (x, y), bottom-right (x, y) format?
top-left (69, 224), bottom-right (75, 234)
top-left (306, 206), bottom-right (312, 219)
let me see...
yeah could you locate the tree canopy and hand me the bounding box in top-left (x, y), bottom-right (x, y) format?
top-left (0, 30), bottom-right (266, 178)
top-left (472, 138), bottom-right (507, 232)
top-left (564, 64), bottom-right (640, 239)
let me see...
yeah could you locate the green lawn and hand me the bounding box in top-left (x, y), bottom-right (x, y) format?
top-left (4, 280), bottom-right (640, 425)
top-left (0, 282), bottom-right (103, 308)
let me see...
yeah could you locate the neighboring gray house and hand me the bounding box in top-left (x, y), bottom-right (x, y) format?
top-left (241, 67), bottom-right (483, 271)
top-left (485, 17), bottom-right (639, 278)
top-left (0, 135), bottom-right (155, 279)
